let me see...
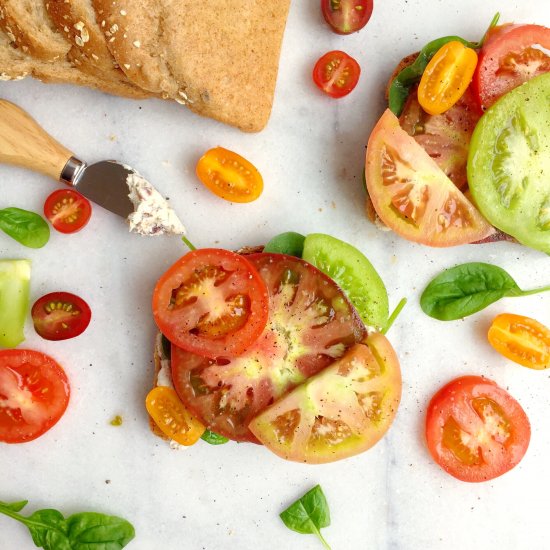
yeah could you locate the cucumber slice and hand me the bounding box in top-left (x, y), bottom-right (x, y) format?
top-left (468, 72), bottom-right (550, 254)
top-left (264, 232), bottom-right (305, 257)
top-left (302, 234), bottom-right (389, 329)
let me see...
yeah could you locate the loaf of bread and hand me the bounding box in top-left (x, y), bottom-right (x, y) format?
top-left (0, 0), bottom-right (291, 131)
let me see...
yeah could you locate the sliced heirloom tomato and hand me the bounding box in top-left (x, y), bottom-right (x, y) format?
top-left (249, 332), bottom-right (401, 464)
top-left (196, 147), bottom-right (263, 203)
top-left (313, 51), bottom-right (361, 98)
top-left (488, 314), bottom-right (550, 370)
top-left (171, 253), bottom-right (366, 442)
top-left (44, 189), bottom-right (92, 234)
top-left (153, 249), bottom-right (269, 358)
top-left (426, 376), bottom-right (530, 482)
top-left (321, 0), bottom-right (374, 35)
top-left (0, 349), bottom-right (70, 443)
top-left (365, 109), bottom-right (494, 246)
top-left (31, 292), bottom-right (91, 341)
top-left (474, 24), bottom-right (550, 110)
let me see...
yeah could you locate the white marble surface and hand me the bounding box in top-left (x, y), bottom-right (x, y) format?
top-left (1, 1), bottom-right (549, 549)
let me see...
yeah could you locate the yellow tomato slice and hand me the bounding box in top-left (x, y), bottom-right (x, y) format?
top-left (488, 314), bottom-right (550, 370)
top-left (196, 147), bottom-right (263, 203)
top-left (418, 41), bottom-right (478, 115)
top-left (145, 386), bottom-right (205, 445)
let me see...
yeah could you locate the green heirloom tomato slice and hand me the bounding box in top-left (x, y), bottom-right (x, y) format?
top-left (0, 260), bottom-right (31, 348)
top-left (263, 232), bottom-right (305, 257)
top-left (249, 332), bottom-right (402, 464)
top-left (302, 233), bottom-right (389, 330)
top-left (468, 72), bottom-right (550, 254)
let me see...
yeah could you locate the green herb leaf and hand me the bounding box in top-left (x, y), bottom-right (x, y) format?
top-left (1, 500), bottom-right (28, 513)
top-left (0, 208), bottom-right (50, 248)
top-left (280, 485), bottom-right (331, 550)
top-left (201, 429), bottom-right (229, 445)
top-left (264, 232), bottom-right (305, 257)
top-left (420, 262), bottom-right (550, 320)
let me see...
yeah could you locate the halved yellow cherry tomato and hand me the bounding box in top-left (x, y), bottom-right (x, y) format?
top-left (488, 314), bottom-right (550, 370)
top-left (196, 147), bottom-right (263, 203)
top-left (145, 386), bottom-right (205, 445)
top-left (418, 41), bottom-right (478, 115)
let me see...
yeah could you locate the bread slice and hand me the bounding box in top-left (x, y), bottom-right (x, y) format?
top-left (92, 0), bottom-right (291, 131)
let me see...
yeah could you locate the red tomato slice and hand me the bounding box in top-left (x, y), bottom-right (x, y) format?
top-left (321, 0), bottom-right (374, 35)
top-left (400, 87), bottom-right (481, 191)
top-left (365, 109), bottom-right (494, 246)
top-left (153, 249), bottom-right (269, 358)
top-left (249, 332), bottom-right (401, 463)
top-left (44, 189), bottom-right (92, 234)
top-left (171, 253), bottom-right (366, 442)
top-left (31, 292), bottom-right (91, 341)
top-left (473, 24), bottom-right (550, 110)
top-left (313, 50), bottom-right (361, 98)
top-left (426, 376), bottom-right (530, 482)
top-left (0, 349), bottom-right (70, 443)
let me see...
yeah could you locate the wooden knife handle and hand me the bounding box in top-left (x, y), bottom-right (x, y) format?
top-left (0, 99), bottom-right (75, 181)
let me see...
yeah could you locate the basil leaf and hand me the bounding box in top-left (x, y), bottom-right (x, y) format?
top-left (201, 429), bottom-right (229, 445)
top-left (280, 485), bottom-right (331, 550)
top-left (1, 500), bottom-right (28, 512)
top-left (0, 207), bottom-right (50, 248)
top-left (264, 232), bottom-right (305, 257)
top-left (161, 334), bottom-right (172, 359)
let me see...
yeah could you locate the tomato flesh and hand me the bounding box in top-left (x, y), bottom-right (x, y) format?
top-left (488, 314), bottom-right (550, 370)
top-left (321, 0), bottom-right (374, 35)
top-left (0, 349), bottom-right (70, 443)
top-left (313, 51), bottom-right (361, 98)
top-left (153, 249), bottom-right (269, 358)
top-left (249, 332), bottom-right (401, 464)
top-left (196, 147), bottom-right (263, 203)
top-left (31, 292), bottom-right (91, 341)
top-left (474, 24), bottom-right (550, 110)
top-left (366, 109), bottom-right (494, 246)
top-left (426, 376), bottom-right (530, 482)
top-left (171, 253), bottom-right (366, 442)
top-left (44, 189), bottom-right (92, 234)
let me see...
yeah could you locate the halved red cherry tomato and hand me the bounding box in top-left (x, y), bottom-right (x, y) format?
top-left (146, 386), bottom-right (205, 446)
top-left (196, 147), bottom-right (263, 203)
top-left (249, 332), bottom-right (401, 464)
top-left (365, 109), bottom-right (494, 246)
top-left (426, 376), bottom-right (530, 482)
top-left (0, 349), bottom-right (70, 443)
top-left (313, 51), bottom-right (361, 98)
top-left (153, 249), bottom-right (269, 358)
top-left (44, 189), bottom-right (92, 234)
top-left (473, 24), bottom-right (550, 110)
top-left (31, 292), bottom-right (91, 341)
top-left (418, 41), bottom-right (478, 115)
top-left (488, 314), bottom-right (550, 370)
top-left (321, 0), bottom-right (373, 35)
top-left (171, 253), bottom-right (366, 442)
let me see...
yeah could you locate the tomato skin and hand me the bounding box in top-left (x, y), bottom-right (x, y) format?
top-left (488, 314), bottom-right (550, 370)
top-left (426, 376), bottom-right (530, 482)
top-left (196, 147), bottom-right (263, 203)
top-left (0, 349), bottom-right (70, 443)
top-left (44, 189), bottom-right (92, 234)
top-left (31, 292), bottom-right (91, 341)
top-left (153, 249), bottom-right (269, 359)
top-left (473, 24), bottom-right (550, 110)
top-left (321, 0), bottom-right (373, 35)
top-left (418, 41), bottom-right (478, 116)
top-left (313, 51), bottom-right (361, 98)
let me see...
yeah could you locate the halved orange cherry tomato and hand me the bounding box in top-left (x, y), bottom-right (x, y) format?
top-left (488, 314), bottom-right (550, 370)
top-left (146, 386), bottom-right (205, 446)
top-left (196, 147), bottom-right (263, 203)
top-left (313, 50), bottom-right (361, 98)
top-left (418, 41), bottom-right (478, 116)
top-left (44, 189), bottom-right (92, 234)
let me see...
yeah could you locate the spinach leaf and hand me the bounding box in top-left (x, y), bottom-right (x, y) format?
top-left (0, 499), bottom-right (135, 549)
top-left (201, 429), bottom-right (229, 445)
top-left (280, 485), bottom-right (331, 549)
top-left (388, 13), bottom-right (500, 116)
top-left (421, 262), bottom-right (550, 320)
top-left (0, 207), bottom-right (50, 248)
top-left (264, 232), bottom-right (305, 257)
